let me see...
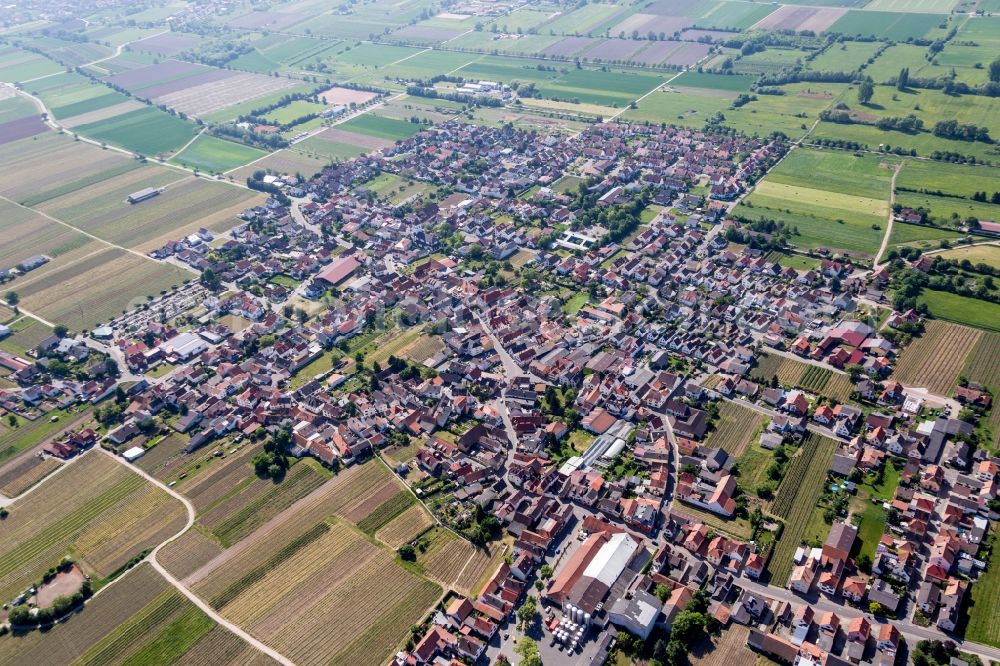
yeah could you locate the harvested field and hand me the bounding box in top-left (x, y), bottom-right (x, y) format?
top-left (893, 320), bottom-right (981, 395)
top-left (751, 5), bottom-right (846, 32)
top-left (0, 455), bottom-right (61, 497)
top-left (375, 504), bottom-right (434, 548)
top-left (158, 528), bottom-right (225, 580)
top-left (318, 86), bottom-right (377, 105)
top-left (310, 125), bottom-right (396, 150)
top-left (0, 451), bottom-right (186, 600)
top-left (705, 401), bottom-right (765, 456)
top-left (61, 99), bottom-right (146, 128)
top-left (15, 248), bottom-right (193, 331)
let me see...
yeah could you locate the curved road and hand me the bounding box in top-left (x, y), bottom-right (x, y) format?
top-left (97, 448), bottom-right (297, 666)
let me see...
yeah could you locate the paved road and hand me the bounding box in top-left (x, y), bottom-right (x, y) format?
top-left (474, 311), bottom-right (547, 386)
top-left (738, 578), bottom-right (1000, 663)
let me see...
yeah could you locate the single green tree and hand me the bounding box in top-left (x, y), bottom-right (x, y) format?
top-left (858, 80), bottom-right (874, 104)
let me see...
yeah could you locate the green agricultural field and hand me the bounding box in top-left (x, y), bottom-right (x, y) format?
top-left (544, 3), bottom-right (625, 35)
top-left (381, 49), bottom-right (483, 80)
top-left (73, 106), bottom-right (199, 156)
top-left (887, 221), bottom-right (964, 250)
top-left (723, 83), bottom-right (847, 140)
top-left (827, 10), bottom-right (944, 39)
top-left (263, 99), bottom-right (328, 125)
top-left (807, 41), bottom-right (882, 73)
top-left (866, 0), bottom-right (957, 12)
top-left (735, 148), bottom-right (893, 257)
top-left (734, 48), bottom-right (811, 76)
top-left (670, 71), bottom-right (756, 92)
top-left (325, 42), bottom-right (421, 68)
top-left (336, 113), bottom-right (423, 141)
top-left (918, 289), bottom-right (1000, 333)
top-left (0, 95), bottom-right (41, 122)
top-left (169, 135), bottom-right (267, 173)
top-left (0, 49), bottom-right (64, 82)
top-left (897, 192), bottom-right (1000, 227)
top-left (622, 85), bottom-right (734, 127)
top-left (200, 82), bottom-right (315, 123)
top-left (896, 159), bottom-right (1000, 199)
top-left (965, 535), bottom-right (1000, 648)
